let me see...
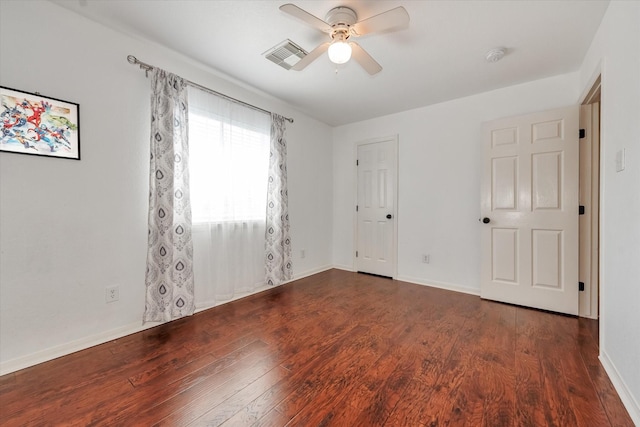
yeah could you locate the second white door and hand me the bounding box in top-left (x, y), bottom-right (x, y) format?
top-left (356, 138), bottom-right (397, 278)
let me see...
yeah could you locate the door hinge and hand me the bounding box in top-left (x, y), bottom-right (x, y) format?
top-left (356, 251), bottom-right (358, 257)
top-left (579, 205), bottom-right (585, 215)
top-left (356, 205), bottom-right (359, 212)
top-left (579, 282), bottom-right (585, 291)
top-left (356, 159), bottom-right (359, 166)
top-left (579, 129), bottom-right (586, 139)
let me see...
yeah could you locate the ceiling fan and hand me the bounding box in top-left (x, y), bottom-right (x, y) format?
top-left (279, 3), bottom-right (410, 75)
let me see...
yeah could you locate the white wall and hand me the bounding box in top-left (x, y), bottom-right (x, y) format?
top-left (333, 72), bottom-right (579, 293)
top-left (2, 2), bottom-right (638, 421)
top-left (332, 4), bottom-right (640, 420)
top-left (0, 0), bottom-right (333, 374)
top-left (579, 2), bottom-right (640, 423)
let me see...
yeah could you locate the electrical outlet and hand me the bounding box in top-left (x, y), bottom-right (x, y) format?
top-left (422, 254), bottom-right (430, 264)
top-left (106, 286), bottom-right (119, 303)
top-left (300, 249), bottom-right (306, 259)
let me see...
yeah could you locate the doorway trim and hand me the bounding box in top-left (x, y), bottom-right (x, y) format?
top-left (578, 68), bottom-right (602, 320)
top-left (579, 84), bottom-right (601, 319)
top-left (353, 135), bottom-right (399, 278)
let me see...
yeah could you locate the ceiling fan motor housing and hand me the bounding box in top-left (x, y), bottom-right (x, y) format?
top-left (325, 6), bottom-right (357, 26)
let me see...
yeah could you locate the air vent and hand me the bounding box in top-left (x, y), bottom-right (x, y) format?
top-left (264, 39), bottom-right (307, 70)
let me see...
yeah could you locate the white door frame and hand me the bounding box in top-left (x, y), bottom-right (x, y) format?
top-left (578, 71), bottom-right (602, 319)
top-left (353, 135), bottom-right (399, 278)
top-left (579, 100), bottom-right (600, 319)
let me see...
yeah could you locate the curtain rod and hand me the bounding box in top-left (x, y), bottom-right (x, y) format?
top-left (127, 55), bottom-right (294, 123)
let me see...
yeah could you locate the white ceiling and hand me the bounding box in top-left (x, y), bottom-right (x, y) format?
top-left (50, 0), bottom-right (609, 126)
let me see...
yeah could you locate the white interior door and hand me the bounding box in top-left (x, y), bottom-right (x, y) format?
top-left (356, 138), bottom-right (397, 278)
top-left (480, 106), bottom-right (580, 315)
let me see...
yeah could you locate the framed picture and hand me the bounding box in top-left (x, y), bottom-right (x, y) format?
top-left (1, 86), bottom-right (80, 160)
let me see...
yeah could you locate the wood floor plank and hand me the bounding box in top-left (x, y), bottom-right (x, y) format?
top-left (270, 326), bottom-right (374, 424)
top-left (447, 302), bottom-right (516, 427)
top-left (576, 319), bottom-right (635, 426)
top-left (387, 300), bottom-right (517, 427)
top-left (0, 373), bottom-right (15, 390)
top-left (148, 351), bottom-right (285, 426)
top-left (284, 327), bottom-right (390, 426)
top-left (516, 308), bottom-right (581, 426)
top-left (219, 380), bottom-right (291, 427)
top-left (0, 349), bottom-right (130, 421)
top-left (123, 329), bottom-right (232, 388)
top-left (187, 366), bottom-right (289, 426)
top-left (328, 285), bottom-right (468, 426)
top-left (6, 345), bottom-right (124, 397)
top-left (216, 322), bottom-right (370, 426)
top-left (0, 269), bottom-right (633, 426)
top-left (251, 407), bottom-right (292, 427)
top-left (545, 316), bottom-right (611, 427)
top-left (75, 340), bottom-right (270, 425)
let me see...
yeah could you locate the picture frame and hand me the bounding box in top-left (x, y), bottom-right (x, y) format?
top-left (1, 86), bottom-right (80, 160)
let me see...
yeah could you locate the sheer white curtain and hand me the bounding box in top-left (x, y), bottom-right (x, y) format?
top-left (188, 87), bottom-right (271, 306)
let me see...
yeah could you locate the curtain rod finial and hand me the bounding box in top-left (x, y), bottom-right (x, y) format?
top-left (127, 55), bottom-right (137, 65)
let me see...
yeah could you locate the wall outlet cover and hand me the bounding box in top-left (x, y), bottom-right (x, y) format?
top-left (106, 286), bottom-right (119, 303)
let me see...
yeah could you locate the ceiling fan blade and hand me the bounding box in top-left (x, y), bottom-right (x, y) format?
top-left (280, 3), bottom-right (332, 33)
top-left (351, 6), bottom-right (410, 36)
top-left (291, 42), bottom-right (330, 71)
top-left (350, 42), bottom-right (382, 75)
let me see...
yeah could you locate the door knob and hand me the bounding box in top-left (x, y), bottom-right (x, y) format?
top-left (482, 217), bottom-right (490, 224)
top-left (386, 214), bottom-right (393, 219)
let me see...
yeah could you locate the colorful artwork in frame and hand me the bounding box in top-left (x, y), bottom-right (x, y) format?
top-left (1, 86), bottom-right (80, 160)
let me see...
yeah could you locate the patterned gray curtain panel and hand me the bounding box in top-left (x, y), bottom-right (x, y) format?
top-left (265, 114), bottom-right (293, 286)
top-left (143, 68), bottom-right (195, 323)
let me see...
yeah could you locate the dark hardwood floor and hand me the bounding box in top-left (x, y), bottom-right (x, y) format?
top-left (0, 269), bottom-right (633, 426)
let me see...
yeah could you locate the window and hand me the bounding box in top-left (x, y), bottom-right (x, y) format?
top-left (187, 88), bottom-right (271, 223)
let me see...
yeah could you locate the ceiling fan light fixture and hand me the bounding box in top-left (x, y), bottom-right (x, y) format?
top-left (328, 40), bottom-right (352, 64)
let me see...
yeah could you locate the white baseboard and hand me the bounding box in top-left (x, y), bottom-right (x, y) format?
top-left (600, 350), bottom-right (640, 425)
top-left (0, 265), bottom-right (336, 376)
top-left (291, 265), bottom-right (334, 281)
top-left (330, 269), bottom-right (480, 297)
top-left (0, 321), bottom-right (154, 376)
top-left (195, 265), bottom-right (333, 310)
top-left (582, 313), bottom-right (599, 320)
top-left (332, 264), bottom-right (355, 272)
top-left (396, 275), bottom-right (481, 296)
top-left (194, 285), bottom-right (276, 313)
